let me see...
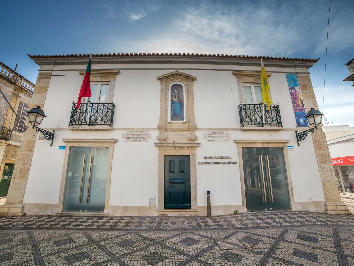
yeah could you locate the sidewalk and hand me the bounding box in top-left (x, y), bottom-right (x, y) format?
top-left (0, 212), bottom-right (353, 265)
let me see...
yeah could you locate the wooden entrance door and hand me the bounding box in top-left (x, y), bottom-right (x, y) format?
top-left (164, 155), bottom-right (191, 209)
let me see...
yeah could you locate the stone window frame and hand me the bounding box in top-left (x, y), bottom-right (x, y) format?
top-left (232, 71), bottom-right (273, 104)
top-left (78, 69), bottom-right (120, 103)
top-left (72, 70), bottom-right (120, 130)
top-left (57, 138), bottom-right (117, 215)
top-left (234, 140), bottom-right (296, 212)
top-left (157, 70), bottom-right (198, 142)
top-left (232, 71), bottom-right (282, 131)
top-left (168, 82), bottom-right (187, 123)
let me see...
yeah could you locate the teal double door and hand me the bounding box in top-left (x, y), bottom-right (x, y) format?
top-left (63, 147), bottom-right (109, 213)
top-left (164, 156), bottom-right (191, 209)
top-left (242, 147), bottom-right (291, 211)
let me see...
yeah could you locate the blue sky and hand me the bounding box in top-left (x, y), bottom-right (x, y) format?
top-left (1, 0), bottom-right (353, 126)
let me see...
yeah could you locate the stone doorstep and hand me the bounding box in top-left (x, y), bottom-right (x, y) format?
top-left (324, 202), bottom-right (352, 214)
top-left (0, 204), bottom-right (25, 217)
top-left (56, 212), bottom-right (109, 217)
top-left (157, 209), bottom-right (198, 216)
top-left (240, 127), bottom-right (283, 131)
top-left (325, 210), bottom-right (352, 215)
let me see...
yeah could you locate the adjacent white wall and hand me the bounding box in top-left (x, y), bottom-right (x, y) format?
top-left (23, 63), bottom-right (325, 211)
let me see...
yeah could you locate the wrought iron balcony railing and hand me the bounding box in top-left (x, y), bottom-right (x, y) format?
top-left (239, 103), bottom-right (283, 127)
top-left (69, 102), bottom-right (115, 127)
top-left (0, 125), bottom-right (12, 141)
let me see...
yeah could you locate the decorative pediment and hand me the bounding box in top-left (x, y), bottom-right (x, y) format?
top-left (156, 70), bottom-right (198, 143)
top-left (157, 71), bottom-right (196, 82)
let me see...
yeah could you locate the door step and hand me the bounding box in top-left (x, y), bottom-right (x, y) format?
top-left (56, 212), bottom-right (109, 217)
top-left (157, 209), bottom-right (198, 216)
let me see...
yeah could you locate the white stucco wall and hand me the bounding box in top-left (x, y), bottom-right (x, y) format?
top-left (328, 138), bottom-right (354, 158)
top-left (23, 62), bottom-right (325, 213)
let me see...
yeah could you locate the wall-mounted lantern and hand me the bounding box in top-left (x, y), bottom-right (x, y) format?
top-left (27, 106), bottom-right (54, 146)
top-left (295, 108), bottom-right (323, 146)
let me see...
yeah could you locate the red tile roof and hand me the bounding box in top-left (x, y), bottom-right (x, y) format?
top-left (28, 53), bottom-right (319, 62)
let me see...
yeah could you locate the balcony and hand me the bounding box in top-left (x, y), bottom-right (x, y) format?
top-left (238, 103), bottom-right (283, 128)
top-left (69, 102), bottom-right (115, 127)
top-left (0, 126), bottom-right (12, 141)
top-left (0, 62), bottom-right (34, 94)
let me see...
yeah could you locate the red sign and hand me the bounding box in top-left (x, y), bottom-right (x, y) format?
top-left (332, 156), bottom-right (354, 166)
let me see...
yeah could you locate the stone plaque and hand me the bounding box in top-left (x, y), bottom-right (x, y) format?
top-left (204, 131), bottom-right (230, 142)
top-left (123, 130), bottom-right (151, 142)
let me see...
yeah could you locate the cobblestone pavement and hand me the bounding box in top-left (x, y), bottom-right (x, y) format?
top-left (0, 212), bottom-right (353, 265)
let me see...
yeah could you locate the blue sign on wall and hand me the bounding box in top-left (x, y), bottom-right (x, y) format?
top-left (59, 146), bottom-right (66, 150)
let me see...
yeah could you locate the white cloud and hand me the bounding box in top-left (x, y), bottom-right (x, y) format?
top-left (106, 0), bottom-right (354, 56)
top-left (101, 0), bottom-right (354, 126)
top-left (124, 0), bottom-right (160, 22)
top-left (103, 3), bottom-right (117, 19)
top-left (314, 84), bottom-right (354, 126)
top-left (146, 0), bottom-right (160, 11)
top-left (129, 12), bottom-right (146, 21)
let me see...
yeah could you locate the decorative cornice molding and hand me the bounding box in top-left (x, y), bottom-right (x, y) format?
top-left (154, 142), bottom-right (200, 148)
top-left (157, 70), bottom-right (196, 81)
top-left (232, 70), bottom-right (272, 79)
top-left (79, 69), bottom-right (120, 77)
top-left (234, 140), bottom-right (290, 143)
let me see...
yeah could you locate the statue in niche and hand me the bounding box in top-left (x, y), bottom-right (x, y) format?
top-left (170, 83), bottom-right (184, 121)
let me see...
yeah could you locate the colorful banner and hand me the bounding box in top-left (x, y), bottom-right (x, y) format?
top-left (286, 74), bottom-right (308, 127)
top-left (332, 156), bottom-right (354, 166)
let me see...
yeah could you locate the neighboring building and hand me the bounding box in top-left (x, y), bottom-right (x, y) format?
top-left (323, 125), bottom-right (354, 193)
top-left (0, 62), bottom-right (33, 197)
top-left (344, 58), bottom-right (354, 86)
top-left (0, 53), bottom-right (350, 216)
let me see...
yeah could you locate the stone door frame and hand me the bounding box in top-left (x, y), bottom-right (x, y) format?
top-left (57, 138), bottom-right (117, 215)
top-left (155, 143), bottom-right (199, 215)
top-left (234, 140), bottom-right (296, 212)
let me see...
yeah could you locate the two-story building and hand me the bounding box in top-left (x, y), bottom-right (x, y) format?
top-left (0, 53), bottom-right (350, 216)
top-left (0, 62), bottom-right (33, 198)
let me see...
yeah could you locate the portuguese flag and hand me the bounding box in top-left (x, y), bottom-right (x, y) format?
top-left (76, 58), bottom-right (92, 109)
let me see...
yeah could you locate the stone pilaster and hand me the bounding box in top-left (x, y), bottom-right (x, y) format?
top-left (298, 74), bottom-right (351, 214)
top-left (0, 72), bottom-right (52, 216)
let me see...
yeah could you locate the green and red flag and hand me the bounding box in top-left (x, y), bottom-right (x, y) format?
top-left (76, 58), bottom-right (92, 109)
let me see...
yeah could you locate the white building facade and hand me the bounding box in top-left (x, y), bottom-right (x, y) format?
top-left (1, 53), bottom-right (350, 216)
top-left (323, 126), bottom-right (354, 193)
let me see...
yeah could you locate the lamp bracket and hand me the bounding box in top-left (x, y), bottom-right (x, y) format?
top-left (37, 127), bottom-right (55, 146)
top-left (295, 128), bottom-right (314, 146)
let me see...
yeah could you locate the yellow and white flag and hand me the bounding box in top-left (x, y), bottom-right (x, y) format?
top-left (261, 58), bottom-right (271, 110)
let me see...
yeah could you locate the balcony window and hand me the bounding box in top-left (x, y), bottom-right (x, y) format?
top-left (83, 83), bottom-right (110, 103)
top-left (243, 85), bottom-right (262, 104)
top-left (70, 83), bottom-right (114, 127)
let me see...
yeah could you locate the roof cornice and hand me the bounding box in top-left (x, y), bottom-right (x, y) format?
top-left (28, 53), bottom-right (319, 69)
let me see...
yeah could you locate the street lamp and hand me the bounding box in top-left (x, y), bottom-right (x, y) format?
top-left (295, 108), bottom-right (323, 146)
top-left (27, 106), bottom-right (54, 146)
